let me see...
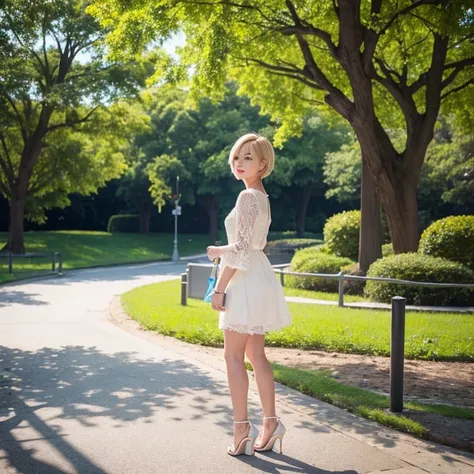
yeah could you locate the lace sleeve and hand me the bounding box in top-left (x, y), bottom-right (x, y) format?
top-left (224, 191), bottom-right (259, 271)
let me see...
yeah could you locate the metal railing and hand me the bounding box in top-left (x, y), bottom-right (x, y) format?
top-left (272, 264), bottom-right (474, 308)
top-left (0, 251), bottom-right (63, 275)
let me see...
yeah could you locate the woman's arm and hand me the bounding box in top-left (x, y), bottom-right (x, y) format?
top-left (207, 191), bottom-right (258, 310)
top-left (207, 191), bottom-right (259, 269)
top-left (210, 266), bottom-right (236, 311)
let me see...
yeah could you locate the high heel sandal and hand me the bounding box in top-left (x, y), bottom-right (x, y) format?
top-left (254, 416), bottom-right (286, 454)
top-left (227, 421), bottom-right (259, 456)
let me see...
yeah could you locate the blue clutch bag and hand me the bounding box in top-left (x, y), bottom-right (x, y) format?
top-left (204, 257), bottom-right (221, 302)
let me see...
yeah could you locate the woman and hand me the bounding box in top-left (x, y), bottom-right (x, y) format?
top-left (206, 133), bottom-right (292, 456)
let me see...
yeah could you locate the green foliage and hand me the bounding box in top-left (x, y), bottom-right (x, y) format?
top-left (0, 0), bottom-right (149, 224)
top-left (421, 123), bottom-right (474, 209)
top-left (365, 254), bottom-right (474, 306)
top-left (90, 0), bottom-right (474, 140)
top-left (265, 239), bottom-right (322, 252)
top-left (323, 141), bottom-right (361, 205)
top-left (323, 210), bottom-right (361, 261)
top-left (267, 230), bottom-right (321, 241)
top-left (23, 103), bottom-right (148, 223)
top-left (107, 214), bottom-right (140, 233)
top-left (382, 243), bottom-right (394, 257)
top-left (419, 215), bottom-right (474, 270)
top-left (288, 247), bottom-right (353, 292)
top-left (89, 0), bottom-right (474, 254)
top-left (279, 113), bottom-right (351, 186)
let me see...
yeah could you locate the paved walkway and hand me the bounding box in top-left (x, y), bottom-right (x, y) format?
top-left (0, 260), bottom-right (473, 473)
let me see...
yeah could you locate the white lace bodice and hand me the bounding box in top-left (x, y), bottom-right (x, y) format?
top-left (222, 189), bottom-right (271, 271)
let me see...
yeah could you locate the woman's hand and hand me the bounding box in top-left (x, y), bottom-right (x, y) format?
top-left (211, 291), bottom-right (225, 311)
top-left (206, 246), bottom-right (222, 260)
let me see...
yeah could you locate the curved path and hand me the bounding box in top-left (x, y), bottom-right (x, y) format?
top-left (0, 262), bottom-right (473, 473)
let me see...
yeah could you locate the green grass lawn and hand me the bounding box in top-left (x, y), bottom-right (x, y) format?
top-left (122, 279), bottom-right (474, 362)
top-left (0, 231), bottom-right (209, 283)
top-left (283, 286), bottom-right (367, 303)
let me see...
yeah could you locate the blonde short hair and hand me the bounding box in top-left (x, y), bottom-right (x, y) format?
top-left (228, 133), bottom-right (275, 179)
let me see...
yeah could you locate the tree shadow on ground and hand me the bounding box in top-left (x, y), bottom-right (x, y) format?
top-left (0, 344), bottom-right (229, 473)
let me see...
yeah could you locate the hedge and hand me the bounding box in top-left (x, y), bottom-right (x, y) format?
top-left (365, 253), bottom-right (474, 306)
top-left (419, 215), bottom-right (474, 270)
top-left (287, 247), bottom-right (354, 292)
top-left (323, 210), bottom-right (360, 261)
top-left (107, 214), bottom-right (140, 233)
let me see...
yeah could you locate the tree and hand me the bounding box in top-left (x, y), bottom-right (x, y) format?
top-left (192, 84), bottom-right (275, 241)
top-left (0, 0), bottom-right (145, 253)
top-left (90, 0), bottom-right (474, 258)
top-left (280, 114), bottom-right (349, 237)
top-left (324, 141), bottom-right (362, 208)
top-left (116, 148), bottom-right (155, 233)
top-left (423, 126), bottom-right (474, 210)
top-left (131, 82), bottom-right (275, 242)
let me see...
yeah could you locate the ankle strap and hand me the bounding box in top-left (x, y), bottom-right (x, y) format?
top-left (264, 416), bottom-right (278, 420)
top-left (234, 420), bottom-right (249, 424)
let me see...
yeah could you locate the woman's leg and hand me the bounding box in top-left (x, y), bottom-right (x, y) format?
top-left (224, 329), bottom-right (251, 447)
top-left (245, 334), bottom-right (278, 446)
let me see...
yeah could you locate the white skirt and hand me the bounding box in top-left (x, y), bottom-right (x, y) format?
top-left (219, 250), bottom-right (292, 335)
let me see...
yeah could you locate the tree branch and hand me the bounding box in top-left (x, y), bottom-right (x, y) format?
top-left (0, 176), bottom-right (11, 197)
top-left (449, 32), bottom-right (474, 49)
top-left (265, 70), bottom-right (326, 91)
top-left (42, 21), bottom-right (51, 85)
top-left (291, 91), bottom-right (325, 106)
top-left (5, 13), bottom-right (48, 79)
top-left (442, 56), bottom-right (474, 89)
top-left (0, 148), bottom-right (14, 189)
top-left (46, 106), bottom-right (100, 133)
top-left (52, 30), bottom-right (63, 56)
top-left (234, 55), bottom-right (324, 90)
top-left (279, 24), bottom-right (338, 58)
top-left (425, 34), bottom-right (449, 124)
top-left (4, 93), bottom-right (28, 144)
top-left (379, 0), bottom-right (445, 35)
top-left (441, 78), bottom-right (474, 100)
top-left (0, 135), bottom-right (15, 177)
top-left (371, 58), bottom-right (419, 129)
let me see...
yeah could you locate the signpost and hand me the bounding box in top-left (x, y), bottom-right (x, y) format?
top-left (172, 176), bottom-right (180, 262)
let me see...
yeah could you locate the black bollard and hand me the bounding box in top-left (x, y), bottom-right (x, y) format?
top-left (181, 272), bottom-right (187, 306)
top-left (390, 296), bottom-right (406, 413)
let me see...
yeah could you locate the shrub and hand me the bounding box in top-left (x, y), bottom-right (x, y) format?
top-left (107, 214), bottom-right (140, 233)
top-left (268, 230), bottom-right (320, 241)
top-left (265, 239), bottom-right (321, 253)
top-left (323, 210), bottom-right (360, 261)
top-left (365, 253), bottom-right (474, 306)
top-left (419, 215), bottom-right (474, 270)
top-left (287, 247), bottom-right (354, 292)
top-left (382, 243), bottom-right (394, 257)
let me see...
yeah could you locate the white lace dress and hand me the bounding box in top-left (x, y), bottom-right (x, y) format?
top-left (218, 188), bottom-right (292, 335)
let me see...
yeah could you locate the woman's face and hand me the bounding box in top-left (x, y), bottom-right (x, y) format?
top-left (232, 141), bottom-right (263, 181)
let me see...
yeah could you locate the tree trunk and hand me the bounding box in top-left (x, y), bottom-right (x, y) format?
top-left (2, 192), bottom-right (26, 254)
top-left (358, 159), bottom-right (382, 273)
top-left (3, 107), bottom-right (53, 253)
top-left (138, 205), bottom-right (151, 234)
top-left (379, 178), bottom-right (419, 254)
top-left (296, 186), bottom-right (313, 238)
